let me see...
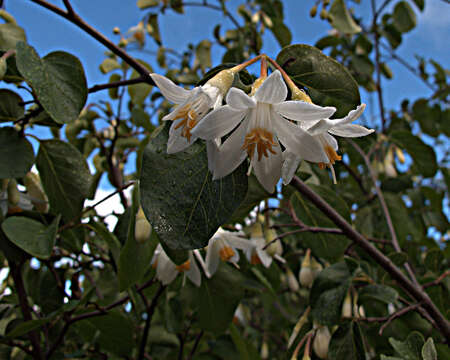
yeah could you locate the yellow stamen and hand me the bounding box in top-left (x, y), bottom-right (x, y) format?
top-left (176, 260), bottom-right (191, 272)
top-left (242, 128), bottom-right (277, 161)
top-left (219, 246), bottom-right (235, 261)
top-left (171, 104), bottom-right (201, 142)
top-left (250, 251), bottom-right (262, 265)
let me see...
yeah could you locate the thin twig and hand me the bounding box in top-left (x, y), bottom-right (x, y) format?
top-left (187, 331), bottom-right (204, 360)
top-left (423, 270), bottom-right (450, 289)
top-left (89, 76), bottom-right (147, 93)
top-left (289, 176), bottom-right (450, 341)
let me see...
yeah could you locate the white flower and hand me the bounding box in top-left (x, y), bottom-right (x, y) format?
top-left (151, 69), bottom-right (235, 154)
top-left (151, 244), bottom-right (202, 287)
top-left (204, 228), bottom-right (249, 278)
top-left (282, 104), bottom-right (373, 184)
top-left (126, 21), bottom-right (146, 48)
top-left (192, 70), bottom-right (336, 193)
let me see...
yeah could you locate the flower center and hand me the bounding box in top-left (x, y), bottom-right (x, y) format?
top-left (219, 246), bottom-right (235, 261)
top-left (242, 127), bottom-right (278, 161)
top-left (318, 145), bottom-right (341, 169)
top-left (250, 251), bottom-right (262, 265)
top-left (176, 260), bottom-right (191, 272)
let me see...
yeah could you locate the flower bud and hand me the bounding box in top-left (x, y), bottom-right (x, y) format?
top-left (135, 218), bottom-right (152, 243)
top-left (384, 147), bottom-right (397, 177)
top-left (113, 26), bottom-right (121, 34)
top-left (205, 68), bottom-right (236, 98)
top-left (0, 58), bottom-right (7, 81)
top-left (264, 227), bottom-right (283, 257)
top-left (310, 257), bottom-right (323, 279)
top-left (395, 147), bottom-right (405, 164)
top-left (260, 341), bottom-right (269, 359)
top-left (299, 249), bottom-right (314, 288)
top-left (342, 291), bottom-right (352, 318)
top-left (7, 179), bottom-right (20, 206)
top-left (310, 5), bottom-right (318, 18)
top-left (313, 326), bottom-right (331, 360)
top-left (320, 9), bottom-right (328, 20)
top-left (23, 172), bottom-right (48, 213)
top-left (286, 268), bottom-right (300, 292)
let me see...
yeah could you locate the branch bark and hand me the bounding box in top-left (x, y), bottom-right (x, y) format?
top-left (289, 176), bottom-right (450, 341)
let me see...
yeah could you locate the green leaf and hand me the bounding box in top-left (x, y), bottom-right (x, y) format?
top-left (393, 2), bottom-right (417, 33)
top-left (139, 124), bottom-right (248, 250)
top-left (0, 127), bottom-right (34, 179)
top-left (382, 24), bottom-right (402, 49)
top-left (0, 50), bottom-right (23, 83)
top-left (412, 0), bottom-right (424, 11)
top-left (5, 318), bottom-right (50, 338)
top-left (86, 221), bottom-right (121, 265)
top-left (289, 185), bottom-right (350, 261)
top-left (36, 140), bottom-right (92, 222)
top-left (358, 284), bottom-right (398, 304)
top-left (128, 60), bottom-right (153, 105)
top-left (1, 215), bottom-right (60, 259)
top-left (424, 249), bottom-right (444, 273)
top-left (388, 331), bottom-right (424, 360)
top-left (137, 0), bottom-right (160, 9)
top-left (229, 323), bottom-right (262, 360)
top-left (118, 186), bottom-right (157, 291)
top-left (99, 58), bottom-right (120, 74)
top-left (0, 89), bottom-right (24, 122)
top-left (228, 174), bottom-right (270, 223)
top-left (270, 19), bottom-right (292, 48)
top-left (0, 23), bottom-right (26, 50)
top-left (16, 42), bottom-right (87, 124)
top-left (276, 44), bottom-right (360, 118)
top-left (85, 311), bottom-right (134, 356)
top-left (147, 14), bottom-right (162, 45)
top-left (329, 0), bottom-right (362, 34)
top-left (422, 338), bottom-right (437, 360)
top-left (412, 99), bottom-right (439, 137)
top-left (310, 262), bottom-right (352, 325)
top-left (198, 264), bottom-right (245, 333)
top-left (328, 321), bottom-right (366, 360)
top-left (390, 130), bottom-right (437, 178)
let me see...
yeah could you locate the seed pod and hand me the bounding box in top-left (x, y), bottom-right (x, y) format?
top-left (313, 326), bottom-right (331, 359)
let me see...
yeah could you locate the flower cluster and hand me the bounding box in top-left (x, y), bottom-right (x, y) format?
top-left (151, 56), bottom-right (373, 193)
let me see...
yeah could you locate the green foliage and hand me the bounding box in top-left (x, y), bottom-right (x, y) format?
top-left (0, 127), bottom-right (34, 178)
top-left (328, 321), bottom-right (365, 360)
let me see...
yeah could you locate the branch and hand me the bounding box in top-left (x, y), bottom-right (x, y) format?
top-left (423, 270), bottom-right (450, 289)
top-left (187, 331), bottom-right (204, 360)
top-left (28, 0), bottom-right (155, 84)
top-left (289, 176), bottom-right (450, 341)
top-left (88, 76), bottom-right (147, 93)
top-left (10, 262), bottom-right (43, 360)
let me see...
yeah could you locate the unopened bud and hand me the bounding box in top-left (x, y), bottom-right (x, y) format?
top-left (384, 147), bottom-right (397, 177)
top-left (395, 147), bottom-right (405, 164)
top-left (264, 228), bottom-right (283, 257)
top-left (342, 291), bottom-right (352, 318)
top-left (299, 249), bottom-right (314, 288)
top-left (206, 68), bottom-right (236, 97)
top-left (261, 13), bottom-right (273, 28)
top-left (320, 9), bottom-right (328, 20)
top-left (23, 172), bottom-right (48, 213)
top-left (7, 179), bottom-right (20, 206)
top-left (313, 326), bottom-right (331, 360)
top-left (287, 268), bottom-right (300, 292)
top-left (310, 257), bottom-right (323, 280)
top-left (113, 26), bottom-right (121, 34)
top-left (310, 5), bottom-right (318, 18)
top-left (135, 218), bottom-right (152, 243)
top-left (260, 341), bottom-right (269, 359)
top-left (118, 38), bottom-right (128, 47)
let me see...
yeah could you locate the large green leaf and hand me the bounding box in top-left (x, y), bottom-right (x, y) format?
top-left (328, 321), bottom-right (366, 360)
top-left (329, 0), bottom-right (362, 34)
top-left (0, 89), bottom-right (24, 122)
top-left (137, 0), bottom-right (160, 9)
top-left (198, 264), bottom-right (245, 333)
top-left (128, 60), bottom-right (153, 105)
top-left (310, 262), bottom-right (352, 325)
top-left (0, 127), bottom-right (34, 179)
top-left (16, 42), bottom-right (87, 124)
top-left (390, 131), bottom-right (437, 178)
top-left (276, 44), bottom-right (360, 118)
top-left (139, 124), bottom-right (248, 250)
top-left (1, 215), bottom-right (60, 259)
top-left (36, 140), bottom-right (92, 222)
top-left (0, 23), bottom-right (26, 50)
top-left (393, 1), bottom-right (417, 33)
top-left (388, 331), bottom-right (424, 360)
top-left (6, 318), bottom-right (50, 338)
top-left (118, 186), bottom-right (157, 291)
top-left (289, 185), bottom-right (350, 261)
top-left (358, 284), bottom-right (398, 304)
top-left (270, 19), bottom-right (292, 48)
top-left (422, 338), bottom-right (437, 360)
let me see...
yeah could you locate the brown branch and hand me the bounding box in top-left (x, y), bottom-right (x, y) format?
top-left (289, 176), bottom-right (450, 341)
top-left (423, 270), bottom-right (450, 289)
top-left (28, 0), bottom-right (155, 85)
top-left (88, 76), bottom-right (147, 93)
top-left (187, 331), bottom-right (204, 360)
top-left (10, 262), bottom-right (43, 360)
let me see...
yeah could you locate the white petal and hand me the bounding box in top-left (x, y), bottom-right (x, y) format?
top-left (212, 121), bottom-right (249, 179)
top-left (256, 247), bottom-right (273, 268)
top-left (336, 103), bottom-right (366, 125)
top-left (329, 124), bottom-right (375, 138)
top-left (192, 105), bottom-right (247, 140)
top-left (254, 70), bottom-right (287, 104)
top-left (156, 252), bottom-right (178, 285)
top-left (186, 253), bottom-right (201, 287)
top-left (274, 114), bottom-right (328, 163)
top-left (206, 139), bottom-right (220, 173)
top-left (205, 238), bottom-right (221, 278)
top-left (167, 120), bottom-right (197, 154)
top-left (281, 151), bottom-right (301, 185)
top-left (252, 138), bottom-right (282, 193)
top-left (226, 87), bottom-right (256, 109)
top-left (151, 73), bottom-right (191, 104)
top-left (322, 133), bottom-right (338, 150)
top-left (274, 101), bottom-right (336, 121)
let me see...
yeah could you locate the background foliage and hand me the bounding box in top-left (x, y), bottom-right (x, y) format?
top-left (0, 0), bottom-right (448, 359)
